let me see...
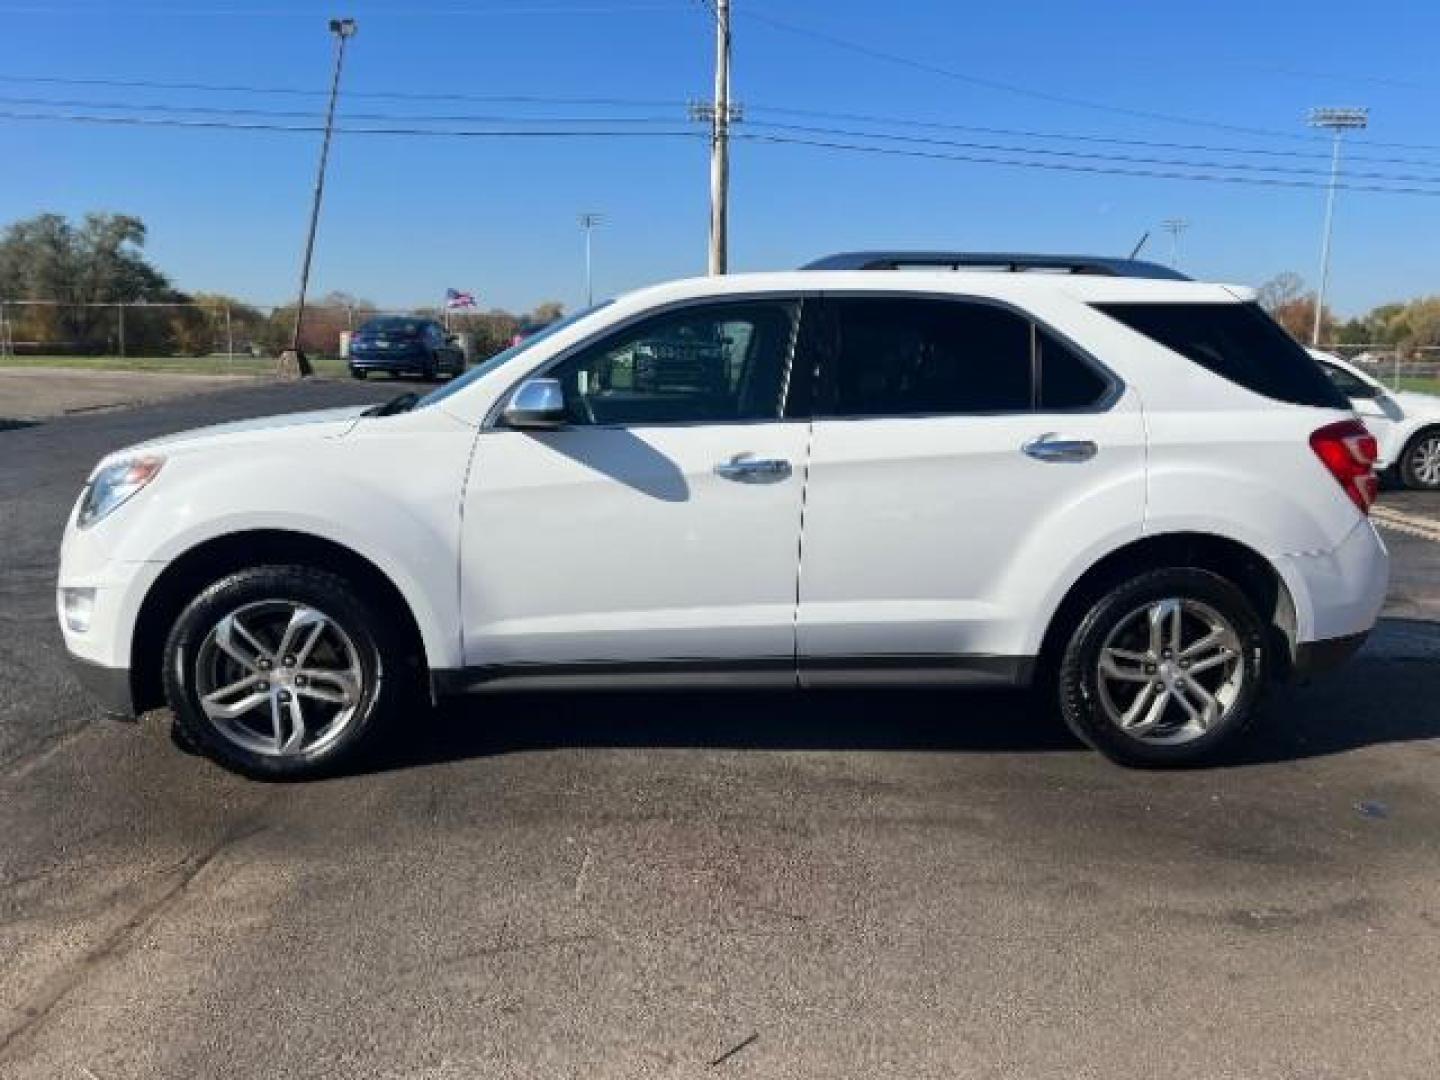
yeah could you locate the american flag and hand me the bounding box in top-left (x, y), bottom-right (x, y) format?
top-left (445, 288), bottom-right (477, 309)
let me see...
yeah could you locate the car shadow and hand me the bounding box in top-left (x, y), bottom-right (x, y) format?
top-left (1229, 616), bottom-right (1440, 767)
top-left (0, 418), bottom-right (41, 433)
top-left (524, 428), bottom-right (690, 502)
top-left (355, 618), bottom-right (1440, 776)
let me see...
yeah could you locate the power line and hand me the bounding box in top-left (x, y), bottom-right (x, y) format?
top-left (0, 94), bottom-right (685, 126)
top-left (738, 9), bottom-right (1440, 155)
top-left (8, 109), bottom-right (1440, 196)
top-left (7, 68), bottom-right (1440, 158)
top-left (11, 87), bottom-right (1440, 174)
top-left (8, 107), bottom-right (1440, 193)
top-left (0, 73), bottom-right (686, 108)
top-left (742, 120), bottom-right (1440, 185)
top-left (17, 100), bottom-right (1438, 187)
top-left (738, 9), bottom-right (1332, 146)
top-left (0, 109), bottom-right (703, 138)
top-left (744, 104), bottom-right (1440, 171)
top-left (738, 131), bottom-right (1440, 198)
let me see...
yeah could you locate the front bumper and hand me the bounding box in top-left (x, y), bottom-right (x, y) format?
top-left (68, 654), bottom-right (135, 717)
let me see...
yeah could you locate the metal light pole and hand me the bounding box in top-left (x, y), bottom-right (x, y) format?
top-left (1161, 218), bottom-right (1189, 270)
top-left (579, 212), bottom-right (604, 307)
top-left (1308, 106), bottom-right (1368, 346)
top-left (282, 17), bottom-right (357, 378)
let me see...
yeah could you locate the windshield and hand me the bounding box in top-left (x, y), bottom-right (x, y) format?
top-left (417, 302), bottom-right (611, 410)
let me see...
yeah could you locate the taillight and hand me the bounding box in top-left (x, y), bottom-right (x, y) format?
top-left (1309, 419), bottom-right (1379, 513)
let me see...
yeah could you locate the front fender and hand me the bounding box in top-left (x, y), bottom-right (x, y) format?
top-left (98, 430), bottom-right (471, 670)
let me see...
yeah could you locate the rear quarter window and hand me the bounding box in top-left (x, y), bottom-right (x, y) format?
top-left (1095, 301), bottom-right (1349, 410)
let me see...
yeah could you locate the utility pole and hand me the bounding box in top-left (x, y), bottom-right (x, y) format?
top-left (707, 0), bottom-right (731, 275)
top-left (1160, 218), bottom-right (1189, 269)
top-left (1308, 106), bottom-right (1368, 346)
top-left (281, 17), bottom-right (357, 378)
top-left (579, 212), bottom-right (604, 306)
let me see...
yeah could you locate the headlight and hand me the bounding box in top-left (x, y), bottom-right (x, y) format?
top-left (77, 455), bottom-right (165, 528)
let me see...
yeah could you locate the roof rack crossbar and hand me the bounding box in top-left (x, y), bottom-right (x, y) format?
top-left (800, 251), bottom-right (1190, 281)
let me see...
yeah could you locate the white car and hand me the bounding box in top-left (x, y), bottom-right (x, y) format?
top-left (58, 252), bottom-right (1389, 777)
top-left (1309, 349), bottom-right (1440, 491)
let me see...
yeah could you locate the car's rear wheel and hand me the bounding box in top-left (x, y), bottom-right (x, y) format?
top-left (1057, 568), bottom-right (1266, 767)
top-left (163, 565), bottom-right (402, 779)
top-left (1399, 429), bottom-right (1440, 490)
top-left (350, 368), bottom-right (367, 380)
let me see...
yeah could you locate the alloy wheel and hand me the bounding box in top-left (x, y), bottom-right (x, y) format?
top-left (1409, 434), bottom-right (1440, 488)
top-left (193, 600), bottom-right (365, 758)
top-left (1095, 597), bottom-right (1245, 745)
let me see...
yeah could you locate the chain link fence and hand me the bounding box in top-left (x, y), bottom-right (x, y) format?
top-left (1320, 344), bottom-right (1440, 394)
top-left (0, 300), bottom-right (524, 366)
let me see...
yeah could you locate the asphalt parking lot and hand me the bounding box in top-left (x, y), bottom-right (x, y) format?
top-left (3, 381), bottom-right (1439, 1078)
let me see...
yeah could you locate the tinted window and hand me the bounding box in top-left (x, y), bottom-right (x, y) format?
top-left (1038, 329), bottom-right (1110, 409)
top-left (820, 298), bottom-right (1032, 416)
top-left (551, 300), bottom-right (797, 426)
top-left (1321, 362), bottom-right (1377, 399)
top-left (1096, 302), bottom-right (1348, 409)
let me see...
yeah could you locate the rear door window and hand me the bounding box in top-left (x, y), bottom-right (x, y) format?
top-left (1095, 301), bottom-right (1348, 409)
top-left (1037, 329), bottom-right (1111, 409)
top-left (815, 298), bottom-right (1033, 417)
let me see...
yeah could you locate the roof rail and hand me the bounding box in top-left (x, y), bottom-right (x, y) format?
top-left (800, 251), bottom-right (1190, 281)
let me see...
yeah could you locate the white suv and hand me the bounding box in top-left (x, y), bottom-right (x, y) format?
top-left (1309, 349), bottom-right (1440, 490)
top-left (58, 252), bottom-right (1389, 777)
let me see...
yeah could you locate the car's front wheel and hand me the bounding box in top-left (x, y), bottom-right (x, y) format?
top-left (350, 368), bottom-right (367, 380)
top-left (1057, 568), bottom-right (1266, 767)
top-left (1399, 428), bottom-right (1440, 491)
top-left (163, 566), bottom-right (402, 779)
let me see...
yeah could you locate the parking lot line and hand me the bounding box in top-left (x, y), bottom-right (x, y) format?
top-left (1372, 505), bottom-right (1440, 544)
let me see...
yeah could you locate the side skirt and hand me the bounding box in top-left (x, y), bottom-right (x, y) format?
top-left (431, 655), bottom-right (1035, 697)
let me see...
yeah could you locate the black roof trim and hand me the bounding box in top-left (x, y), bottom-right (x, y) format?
top-left (800, 251), bottom-right (1190, 281)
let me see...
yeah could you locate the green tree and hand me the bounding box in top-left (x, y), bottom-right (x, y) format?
top-left (0, 211), bottom-right (174, 351)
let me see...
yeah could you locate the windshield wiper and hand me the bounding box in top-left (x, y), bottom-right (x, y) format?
top-left (364, 392), bottom-right (419, 417)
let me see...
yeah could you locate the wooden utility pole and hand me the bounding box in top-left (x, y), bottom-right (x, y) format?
top-left (708, 0), bottom-right (731, 275)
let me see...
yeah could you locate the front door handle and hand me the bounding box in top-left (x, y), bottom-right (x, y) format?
top-left (714, 455), bottom-right (792, 483)
top-left (1022, 433), bottom-right (1098, 463)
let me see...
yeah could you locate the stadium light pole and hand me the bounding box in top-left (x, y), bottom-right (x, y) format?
top-left (282, 16), bottom-right (357, 378)
top-left (1161, 218), bottom-right (1189, 270)
top-left (579, 212), bottom-right (604, 307)
top-left (1308, 106), bottom-right (1368, 346)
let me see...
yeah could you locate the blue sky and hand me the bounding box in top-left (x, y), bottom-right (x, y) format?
top-left (3, 0), bottom-right (1439, 317)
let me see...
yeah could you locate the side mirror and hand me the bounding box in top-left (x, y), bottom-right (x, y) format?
top-left (502, 378), bottom-right (566, 429)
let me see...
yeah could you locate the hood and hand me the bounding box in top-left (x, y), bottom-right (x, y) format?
top-left (118, 405), bottom-right (372, 460)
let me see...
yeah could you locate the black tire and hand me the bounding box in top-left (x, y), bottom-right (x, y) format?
top-left (1398, 428), bottom-right (1440, 491)
top-left (1056, 568), bottom-right (1267, 767)
top-left (162, 565), bottom-right (404, 780)
top-left (350, 368), bottom-right (367, 380)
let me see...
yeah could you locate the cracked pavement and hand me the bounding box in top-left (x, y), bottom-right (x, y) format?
top-left (3, 382), bottom-right (1439, 1078)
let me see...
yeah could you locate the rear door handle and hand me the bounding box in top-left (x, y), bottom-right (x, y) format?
top-left (714, 455), bottom-right (792, 483)
top-left (1022, 433), bottom-right (1098, 463)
